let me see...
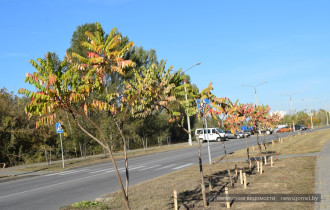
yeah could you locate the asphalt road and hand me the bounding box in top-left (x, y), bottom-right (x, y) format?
top-left (0, 130), bottom-right (320, 210)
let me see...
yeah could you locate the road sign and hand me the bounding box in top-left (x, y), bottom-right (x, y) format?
top-left (56, 123), bottom-right (63, 134)
top-left (196, 98), bottom-right (211, 111)
top-left (56, 123), bottom-right (65, 168)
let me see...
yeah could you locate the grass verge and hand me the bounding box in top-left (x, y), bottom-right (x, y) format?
top-left (220, 129), bottom-right (330, 160)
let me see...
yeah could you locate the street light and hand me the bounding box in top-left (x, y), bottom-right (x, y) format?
top-left (183, 62), bottom-right (201, 146)
top-left (281, 92), bottom-right (299, 131)
top-left (301, 98), bottom-right (315, 129)
top-left (242, 82), bottom-right (267, 106)
top-left (324, 104), bottom-right (329, 126)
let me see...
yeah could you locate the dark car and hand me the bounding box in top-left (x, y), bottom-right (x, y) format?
top-left (294, 125), bottom-right (308, 131)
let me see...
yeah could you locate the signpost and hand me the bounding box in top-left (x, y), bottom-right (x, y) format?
top-left (56, 123), bottom-right (65, 168)
top-left (196, 99), bottom-right (212, 164)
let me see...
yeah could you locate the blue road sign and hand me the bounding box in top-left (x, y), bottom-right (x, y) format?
top-left (56, 123), bottom-right (64, 134)
top-left (196, 98), bottom-right (211, 111)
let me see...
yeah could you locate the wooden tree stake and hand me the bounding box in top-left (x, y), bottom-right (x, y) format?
top-left (243, 172), bottom-right (247, 189)
top-left (260, 161), bottom-right (263, 174)
top-left (235, 165), bottom-right (238, 176)
top-left (271, 156), bottom-right (273, 167)
top-left (173, 189), bottom-right (178, 210)
top-left (264, 156), bottom-right (267, 165)
top-left (240, 170), bottom-right (243, 185)
top-left (257, 161), bottom-right (260, 172)
top-left (225, 187), bottom-right (230, 209)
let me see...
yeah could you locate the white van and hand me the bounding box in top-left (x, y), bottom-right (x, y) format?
top-left (195, 128), bottom-right (227, 142)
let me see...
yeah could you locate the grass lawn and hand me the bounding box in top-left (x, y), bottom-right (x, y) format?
top-left (220, 129), bottom-right (330, 160)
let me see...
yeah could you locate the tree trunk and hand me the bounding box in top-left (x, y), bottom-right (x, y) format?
top-left (79, 143), bottom-right (82, 157)
top-left (197, 137), bottom-right (207, 207)
top-left (243, 131), bottom-right (250, 161)
top-left (105, 146), bottom-right (130, 210)
top-left (49, 148), bottom-right (52, 165)
top-left (70, 113), bottom-right (131, 209)
top-left (263, 134), bottom-right (267, 151)
top-left (84, 141), bottom-right (87, 158)
top-left (74, 143), bottom-right (77, 157)
top-left (256, 133), bottom-right (261, 153)
top-left (44, 146), bottom-right (48, 165)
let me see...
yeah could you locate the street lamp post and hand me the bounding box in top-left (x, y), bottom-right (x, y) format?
top-left (310, 110), bottom-right (314, 129)
top-left (281, 92), bottom-right (298, 131)
top-left (301, 98), bottom-right (315, 129)
top-left (324, 104), bottom-right (329, 126)
top-left (242, 82), bottom-right (267, 106)
top-left (183, 62), bottom-right (201, 146)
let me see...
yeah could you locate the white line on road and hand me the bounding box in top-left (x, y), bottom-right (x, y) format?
top-left (138, 165), bottom-right (161, 171)
top-left (154, 164), bottom-right (176, 170)
top-left (172, 163), bottom-right (193, 170)
top-left (92, 165), bottom-right (146, 174)
top-left (44, 169), bottom-right (90, 176)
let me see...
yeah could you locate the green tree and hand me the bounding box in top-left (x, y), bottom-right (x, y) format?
top-left (67, 23), bottom-right (105, 57)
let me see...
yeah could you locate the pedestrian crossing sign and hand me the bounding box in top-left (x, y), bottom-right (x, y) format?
top-left (56, 123), bottom-right (64, 133)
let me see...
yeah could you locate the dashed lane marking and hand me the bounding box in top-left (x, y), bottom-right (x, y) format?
top-left (172, 163), bottom-right (193, 170)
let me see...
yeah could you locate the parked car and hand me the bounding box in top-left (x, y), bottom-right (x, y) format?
top-left (241, 125), bottom-right (257, 135)
top-left (294, 125), bottom-right (308, 131)
top-left (236, 132), bottom-right (250, 139)
top-left (276, 127), bottom-right (291, 133)
top-left (225, 131), bottom-right (237, 139)
top-left (195, 128), bottom-right (227, 142)
top-left (274, 124), bottom-right (288, 133)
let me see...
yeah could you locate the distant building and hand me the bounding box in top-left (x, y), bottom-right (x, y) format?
top-left (270, 110), bottom-right (286, 119)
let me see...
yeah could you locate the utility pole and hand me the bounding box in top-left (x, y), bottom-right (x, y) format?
top-left (281, 92), bottom-right (298, 131)
top-left (201, 100), bottom-right (212, 164)
top-left (183, 62), bottom-right (201, 146)
top-left (242, 82), bottom-right (267, 106)
top-left (324, 104), bottom-right (329, 126)
top-left (310, 110), bottom-right (314, 129)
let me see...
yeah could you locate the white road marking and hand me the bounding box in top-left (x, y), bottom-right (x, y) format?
top-left (44, 169), bottom-right (89, 176)
top-left (172, 163), bottom-right (193, 170)
top-left (93, 165), bottom-right (146, 174)
top-left (138, 165), bottom-right (161, 171)
top-left (154, 164), bottom-right (176, 170)
top-left (90, 168), bottom-right (120, 174)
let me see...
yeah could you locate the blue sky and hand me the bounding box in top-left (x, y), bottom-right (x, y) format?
top-left (1, 0), bottom-right (329, 113)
